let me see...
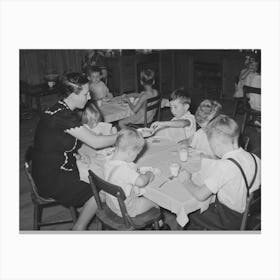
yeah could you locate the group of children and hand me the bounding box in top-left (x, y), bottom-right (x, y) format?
top-left (77, 67), bottom-right (261, 230)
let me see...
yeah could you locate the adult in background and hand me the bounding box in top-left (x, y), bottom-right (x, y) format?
top-left (32, 73), bottom-right (116, 230)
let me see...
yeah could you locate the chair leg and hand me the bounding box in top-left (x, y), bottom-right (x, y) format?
top-left (153, 220), bottom-right (160, 230)
top-left (241, 112), bottom-right (248, 135)
top-left (69, 207), bottom-right (78, 223)
top-left (33, 204), bottom-right (42, 230)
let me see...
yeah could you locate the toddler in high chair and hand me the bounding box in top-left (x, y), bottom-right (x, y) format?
top-left (87, 66), bottom-right (113, 101)
top-left (188, 99), bottom-right (222, 159)
top-left (177, 115), bottom-right (261, 230)
top-left (118, 69), bottom-right (158, 128)
top-left (151, 88), bottom-right (196, 143)
top-left (104, 127), bottom-right (159, 217)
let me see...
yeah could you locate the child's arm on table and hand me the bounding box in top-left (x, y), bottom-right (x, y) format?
top-left (178, 170), bottom-right (213, 201)
top-left (151, 119), bottom-right (191, 130)
top-left (135, 171), bottom-right (154, 188)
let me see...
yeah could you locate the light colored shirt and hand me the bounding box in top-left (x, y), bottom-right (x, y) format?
top-left (90, 81), bottom-right (110, 100)
top-left (192, 148), bottom-right (261, 213)
top-left (190, 128), bottom-right (215, 158)
top-left (155, 111), bottom-right (196, 143)
top-left (104, 159), bottom-right (140, 217)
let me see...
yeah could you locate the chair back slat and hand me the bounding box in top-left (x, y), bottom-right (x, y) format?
top-left (88, 170), bottom-right (132, 226)
top-left (88, 170), bottom-right (126, 200)
top-left (143, 94), bottom-right (162, 127)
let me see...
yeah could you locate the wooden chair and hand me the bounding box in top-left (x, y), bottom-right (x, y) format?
top-left (240, 85), bottom-right (261, 134)
top-left (24, 147), bottom-right (78, 230)
top-left (88, 170), bottom-right (162, 230)
top-left (239, 135), bottom-right (250, 151)
top-left (240, 188), bottom-right (261, 230)
top-left (127, 94), bottom-right (162, 128)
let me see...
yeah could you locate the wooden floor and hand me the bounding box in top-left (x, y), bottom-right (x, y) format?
top-left (19, 98), bottom-right (261, 231)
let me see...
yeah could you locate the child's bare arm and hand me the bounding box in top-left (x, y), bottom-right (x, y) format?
top-left (135, 171), bottom-right (154, 188)
top-left (239, 68), bottom-right (251, 81)
top-left (178, 170), bottom-right (213, 201)
top-left (151, 119), bottom-right (191, 130)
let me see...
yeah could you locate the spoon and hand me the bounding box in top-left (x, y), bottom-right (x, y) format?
top-left (158, 175), bottom-right (175, 188)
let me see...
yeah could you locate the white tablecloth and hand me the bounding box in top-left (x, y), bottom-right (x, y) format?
top-left (136, 137), bottom-right (212, 227)
top-left (77, 136), bottom-right (212, 227)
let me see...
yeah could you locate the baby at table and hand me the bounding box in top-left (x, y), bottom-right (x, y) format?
top-left (104, 127), bottom-right (158, 217)
top-left (188, 99), bottom-right (222, 159)
top-left (87, 65), bottom-right (113, 101)
top-left (118, 69), bottom-right (158, 128)
top-left (178, 115), bottom-right (261, 230)
top-left (151, 88), bottom-right (196, 143)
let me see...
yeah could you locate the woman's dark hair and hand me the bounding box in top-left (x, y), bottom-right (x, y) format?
top-left (62, 72), bottom-right (88, 96)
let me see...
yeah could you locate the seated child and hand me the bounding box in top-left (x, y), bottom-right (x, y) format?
top-left (87, 66), bottom-right (113, 101)
top-left (151, 88), bottom-right (196, 143)
top-left (118, 69), bottom-right (158, 128)
top-left (104, 127), bottom-right (158, 217)
top-left (189, 99), bottom-right (222, 158)
top-left (79, 102), bottom-right (117, 135)
top-left (178, 115), bottom-right (261, 230)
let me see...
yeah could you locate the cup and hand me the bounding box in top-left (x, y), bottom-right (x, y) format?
top-left (179, 148), bottom-right (188, 162)
top-left (169, 163), bottom-right (181, 177)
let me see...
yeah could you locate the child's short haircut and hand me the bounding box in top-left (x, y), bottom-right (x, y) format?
top-left (79, 102), bottom-right (102, 125)
top-left (195, 99), bottom-right (222, 126)
top-left (206, 114), bottom-right (240, 143)
top-left (87, 65), bottom-right (101, 76)
top-left (171, 88), bottom-right (191, 105)
top-left (115, 127), bottom-right (145, 153)
top-left (140, 69), bottom-right (155, 86)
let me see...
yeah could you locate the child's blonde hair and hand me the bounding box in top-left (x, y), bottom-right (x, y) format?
top-left (79, 102), bottom-right (102, 127)
top-left (140, 69), bottom-right (155, 86)
top-left (206, 114), bottom-right (240, 143)
top-left (115, 127), bottom-right (145, 153)
top-left (171, 87), bottom-right (191, 105)
top-left (195, 99), bottom-right (222, 126)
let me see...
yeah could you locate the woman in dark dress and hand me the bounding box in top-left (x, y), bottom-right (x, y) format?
top-left (32, 73), bottom-right (116, 230)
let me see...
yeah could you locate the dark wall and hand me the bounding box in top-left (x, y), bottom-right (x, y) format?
top-left (20, 49), bottom-right (246, 98)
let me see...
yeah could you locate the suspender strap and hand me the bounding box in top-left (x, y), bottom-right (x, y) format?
top-left (227, 153), bottom-right (257, 198)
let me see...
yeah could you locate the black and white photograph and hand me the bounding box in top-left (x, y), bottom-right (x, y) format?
top-left (1, 0), bottom-right (280, 280)
top-left (19, 49), bottom-right (261, 231)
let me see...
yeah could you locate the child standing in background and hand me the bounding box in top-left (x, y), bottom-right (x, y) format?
top-left (151, 88), bottom-right (196, 143)
top-left (87, 66), bottom-right (113, 101)
top-left (104, 127), bottom-right (158, 217)
top-left (189, 99), bottom-right (222, 158)
top-left (118, 69), bottom-right (158, 128)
